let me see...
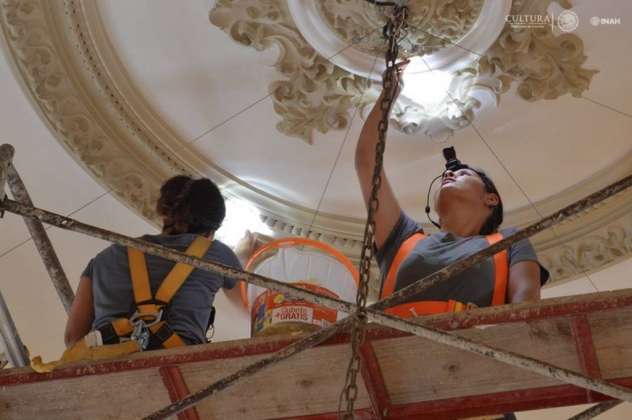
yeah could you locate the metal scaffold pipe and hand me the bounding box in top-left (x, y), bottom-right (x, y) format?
top-left (6, 162), bottom-right (74, 313)
top-left (0, 144), bottom-right (30, 367)
top-left (0, 288), bottom-right (29, 368)
top-left (1, 174), bottom-right (632, 418)
top-left (0, 144), bottom-right (14, 202)
top-left (568, 400), bottom-right (622, 420)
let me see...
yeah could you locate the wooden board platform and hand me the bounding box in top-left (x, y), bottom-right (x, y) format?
top-left (1, 290), bottom-right (631, 419)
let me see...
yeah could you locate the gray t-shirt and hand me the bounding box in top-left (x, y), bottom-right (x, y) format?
top-left (376, 212), bottom-right (549, 307)
top-left (82, 234), bottom-right (241, 345)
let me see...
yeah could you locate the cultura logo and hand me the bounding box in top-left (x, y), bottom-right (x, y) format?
top-left (557, 10), bottom-right (579, 32)
top-left (505, 10), bottom-right (581, 33)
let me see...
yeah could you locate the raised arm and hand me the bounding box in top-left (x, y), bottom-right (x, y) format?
top-left (355, 87), bottom-right (403, 250)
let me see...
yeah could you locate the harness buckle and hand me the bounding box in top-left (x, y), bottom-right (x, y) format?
top-left (129, 308), bottom-right (163, 350)
top-left (129, 308), bottom-right (163, 327)
top-left (131, 322), bottom-right (150, 350)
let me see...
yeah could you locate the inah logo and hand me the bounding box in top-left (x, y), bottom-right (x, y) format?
top-left (591, 16), bottom-right (622, 26)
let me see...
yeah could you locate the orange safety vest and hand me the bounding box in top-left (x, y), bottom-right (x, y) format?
top-left (380, 232), bottom-right (508, 318)
top-left (97, 236), bottom-right (213, 350)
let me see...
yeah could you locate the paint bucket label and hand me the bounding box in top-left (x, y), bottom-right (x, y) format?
top-left (251, 282), bottom-right (339, 336)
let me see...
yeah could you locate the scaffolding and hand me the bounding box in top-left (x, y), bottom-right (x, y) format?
top-left (1, 141), bottom-right (631, 419)
top-left (0, 5), bottom-right (631, 419)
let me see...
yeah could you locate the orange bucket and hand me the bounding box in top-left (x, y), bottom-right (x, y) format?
top-left (240, 237), bottom-right (358, 337)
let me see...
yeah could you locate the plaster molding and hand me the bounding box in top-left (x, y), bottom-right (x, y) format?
top-left (0, 0), bottom-right (168, 221)
top-left (538, 212), bottom-right (632, 285)
top-left (210, 0), bottom-right (597, 141)
top-left (0, 0), bottom-right (629, 287)
top-left (209, 0), bottom-right (372, 144)
top-left (0, 0), bottom-right (370, 249)
top-left (315, 0), bottom-right (483, 58)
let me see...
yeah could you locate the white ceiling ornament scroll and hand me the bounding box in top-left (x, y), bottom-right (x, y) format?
top-left (1, 0), bottom-right (628, 287)
top-left (314, 0), bottom-right (484, 59)
top-left (210, 0), bottom-right (598, 142)
top-left (209, 0), bottom-right (372, 144)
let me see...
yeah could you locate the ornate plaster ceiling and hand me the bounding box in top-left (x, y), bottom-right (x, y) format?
top-left (1, 0), bottom-right (631, 291)
top-left (210, 0), bottom-right (596, 140)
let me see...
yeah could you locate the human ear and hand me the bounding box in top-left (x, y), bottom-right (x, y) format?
top-left (485, 193), bottom-right (499, 208)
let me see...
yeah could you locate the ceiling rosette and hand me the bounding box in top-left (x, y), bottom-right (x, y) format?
top-left (1, 0), bottom-right (630, 294)
top-left (210, 0), bottom-right (598, 142)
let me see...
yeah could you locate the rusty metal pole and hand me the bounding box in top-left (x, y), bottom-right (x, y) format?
top-left (5, 162), bottom-right (74, 313)
top-left (143, 317), bottom-right (353, 420)
top-left (0, 288), bottom-right (29, 367)
top-left (372, 312), bottom-right (632, 402)
top-left (376, 172), bottom-right (632, 310)
top-left (0, 197), bottom-right (357, 314)
top-left (2, 176), bottom-right (632, 417)
top-left (0, 144), bottom-right (29, 367)
top-left (568, 401), bottom-right (622, 420)
top-left (144, 297), bottom-right (632, 420)
top-left (0, 144), bottom-right (13, 202)
top-left (1, 173), bottom-right (632, 322)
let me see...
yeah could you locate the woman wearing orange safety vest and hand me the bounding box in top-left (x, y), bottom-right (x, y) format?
top-left (64, 175), bottom-right (247, 351)
top-left (355, 63), bottom-right (549, 321)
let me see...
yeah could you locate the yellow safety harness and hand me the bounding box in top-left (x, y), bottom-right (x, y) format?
top-left (97, 236), bottom-right (213, 350)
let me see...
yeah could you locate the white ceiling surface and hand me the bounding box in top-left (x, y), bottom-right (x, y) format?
top-left (0, 47), bottom-right (250, 363)
top-left (96, 0), bottom-right (632, 221)
top-left (0, 1), bottom-right (629, 417)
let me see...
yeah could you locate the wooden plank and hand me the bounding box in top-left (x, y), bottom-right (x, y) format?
top-left (374, 317), bottom-right (581, 405)
top-left (589, 308), bottom-right (632, 379)
top-left (376, 307), bottom-right (632, 408)
top-left (0, 368), bottom-right (172, 420)
top-left (0, 298), bottom-right (630, 419)
top-left (386, 378), bottom-right (632, 419)
top-left (180, 344), bottom-right (372, 419)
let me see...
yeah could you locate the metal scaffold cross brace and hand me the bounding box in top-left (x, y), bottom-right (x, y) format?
top-left (1, 138), bottom-right (632, 419)
top-left (1, 134), bottom-right (632, 420)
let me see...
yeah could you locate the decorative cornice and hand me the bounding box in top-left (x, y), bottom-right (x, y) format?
top-left (0, 0), bottom-right (629, 289)
top-left (538, 212), bottom-right (632, 285)
top-left (0, 0), bottom-right (168, 221)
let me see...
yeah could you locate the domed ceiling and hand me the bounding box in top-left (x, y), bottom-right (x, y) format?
top-left (1, 0), bottom-right (631, 288)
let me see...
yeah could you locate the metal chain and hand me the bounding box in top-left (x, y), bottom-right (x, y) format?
top-left (339, 5), bottom-right (408, 419)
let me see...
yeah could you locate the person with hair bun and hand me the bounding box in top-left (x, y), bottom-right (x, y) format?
top-left (65, 175), bottom-right (250, 350)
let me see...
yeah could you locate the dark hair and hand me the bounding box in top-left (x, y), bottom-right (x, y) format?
top-left (471, 168), bottom-right (503, 235)
top-left (156, 175), bottom-right (226, 235)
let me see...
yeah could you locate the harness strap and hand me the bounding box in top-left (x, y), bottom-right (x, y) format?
top-left (381, 232), bottom-right (426, 299)
top-left (155, 236), bottom-right (213, 303)
top-left (111, 318), bottom-right (134, 336)
top-left (104, 236), bottom-right (213, 350)
top-left (127, 247), bottom-right (152, 304)
top-left (487, 232), bottom-right (508, 306)
top-left (148, 321), bottom-right (186, 349)
top-left (382, 231), bottom-right (509, 318)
